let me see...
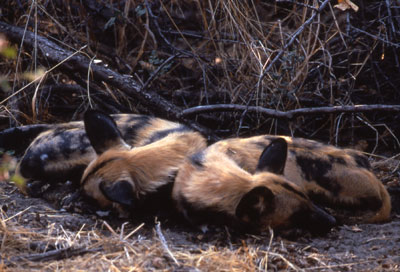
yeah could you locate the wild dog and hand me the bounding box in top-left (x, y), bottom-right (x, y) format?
top-left (80, 110), bottom-right (207, 217)
top-left (205, 135), bottom-right (391, 224)
top-left (3, 111), bottom-right (196, 194)
top-left (173, 138), bottom-right (337, 235)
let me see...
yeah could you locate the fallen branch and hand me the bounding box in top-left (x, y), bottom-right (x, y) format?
top-left (180, 104), bottom-right (400, 120)
top-left (0, 21), bottom-right (218, 140)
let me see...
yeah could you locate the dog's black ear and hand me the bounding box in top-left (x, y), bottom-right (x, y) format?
top-left (236, 186), bottom-right (275, 224)
top-left (256, 138), bottom-right (288, 175)
top-left (99, 180), bottom-right (135, 207)
top-left (84, 110), bottom-right (128, 154)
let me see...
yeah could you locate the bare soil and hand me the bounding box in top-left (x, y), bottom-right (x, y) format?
top-left (1, 178), bottom-right (399, 271)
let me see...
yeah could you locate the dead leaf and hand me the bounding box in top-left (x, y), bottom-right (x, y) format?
top-left (334, 0), bottom-right (359, 12)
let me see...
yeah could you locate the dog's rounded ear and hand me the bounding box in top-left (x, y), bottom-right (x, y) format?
top-left (256, 138), bottom-right (288, 175)
top-left (99, 180), bottom-right (135, 207)
top-left (235, 186), bottom-right (275, 224)
top-left (84, 110), bottom-right (128, 154)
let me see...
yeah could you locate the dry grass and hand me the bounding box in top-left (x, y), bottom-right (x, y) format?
top-left (0, 202), bottom-right (285, 271)
top-left (0, 206), bottom-right (339, 271)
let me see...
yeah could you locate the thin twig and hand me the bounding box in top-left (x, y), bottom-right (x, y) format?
top-left (4, 206), bottom-right (31, 223)
top-left (267, 252), bottom-right (300, 271)
top-left (161, 29), bottom-right (244, 44)
top-left (350, 25), bottom-right (400, 48)
top-left (0, 45), bottom-right (87, 105)
top-left (8, 1), bottom-right (35, 126)
top-left (102, 220), bottom-right (118, 236)
top-left (141, 53), bottom-right (180, 91)
top-left (356, 115), bottom-right (379, 156)
top-left (181, 104), bottom-right (400, 120)
top-left (123, 223), bottom-right (145, 240)
top-left (275, 0), bottom-right (318, 11)
top-left (35, 247), bottom-right (101, 262)
top-left (8, 246), bottom-right (102, 264)
top-left (257, 0), bottom-right (331, 91)
top-left (144, 0), bottom-right (198, 59)
top-left (155, 221), bottom-right (180, 266)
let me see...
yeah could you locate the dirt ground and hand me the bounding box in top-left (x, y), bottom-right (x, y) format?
top-left (1, 174), bottom-right (400, 271)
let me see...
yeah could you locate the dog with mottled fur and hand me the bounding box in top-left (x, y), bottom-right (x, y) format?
top-left (0, 111), bottom-right (197, 193)
top-left (173, 135), bottom-right (391, 229)
top-left (173, 138), bottom-right (337, 235)
top-left (1, 111), bottom-right (391, 231)
top-left (79, 110), bottom-right (207, 216)
top-left (1, 110), bottom-right (207, 216)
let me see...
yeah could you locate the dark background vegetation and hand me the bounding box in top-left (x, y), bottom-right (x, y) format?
top-left (0, 0), bottom-right (399, 151)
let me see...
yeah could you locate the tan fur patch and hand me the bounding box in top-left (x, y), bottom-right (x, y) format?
top-left (82, 130), bottom-right (207, 209)
top-left (16, 114), bottom-right (193, 186)
top-left (173, 144), bottom-right (330, 231)
top-left (204, 135), bottom-right (391, 223)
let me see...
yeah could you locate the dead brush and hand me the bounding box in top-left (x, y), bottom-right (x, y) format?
top-left (166, 0), bottom-right (337, 106)
top-left (0, 0), bottom-right (399, 148)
